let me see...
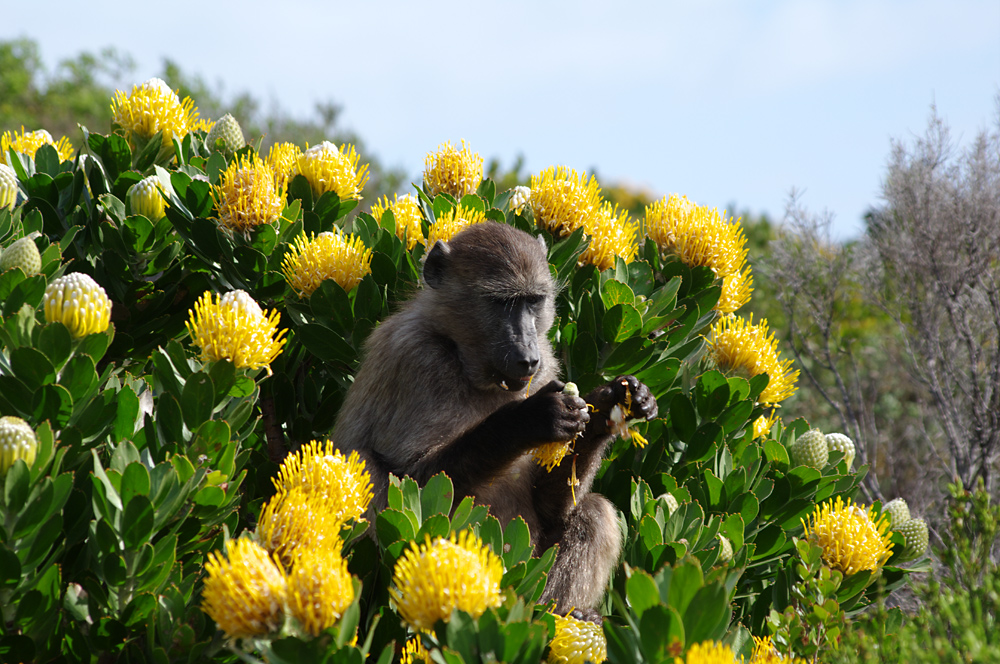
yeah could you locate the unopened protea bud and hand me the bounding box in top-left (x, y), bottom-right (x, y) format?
top-left (658, 492), bottom-right (680, 516)
top-left (0, 416), bottom-right (37, 476)
top-left (789, 428), bottom-right (829, 468)
top-left (44, 273), bottom-right (112, 339)
top-left (897, 517), bottom-right (928, 560)
top-left (205, 113), bottom-right (245, 154)
top-left (717, 534), bottom-right (733, 563)
top-left (127, 175), bottom-right (167, 220)
top-left (883, 498), bottom-right (911, 528)
top-left (0, 237), bottom-right (41, 275)
top-left (825, 432), bottom-right (856, 468)
top-left (0, 162), bottom-right (18, 209)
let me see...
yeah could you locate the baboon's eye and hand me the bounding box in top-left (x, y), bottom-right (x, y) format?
top-left (524, 294), bottom-right (544, 308)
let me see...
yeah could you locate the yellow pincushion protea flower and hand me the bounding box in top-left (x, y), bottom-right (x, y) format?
top-left (426, 204), bottom-right (488, 246)
top-left (1, 127), bottom-right (74, 163)
top-left (530, 166), bottom-right (602, 237)
top-left (674, 640), bottom-right (737, 664)
top-left (266, 141), bottom-right (303, 192)
top-left (286, 547), bottom-right (355, 636)
top-left (708, 315), bottom-right (798, 406)
top-left (185, 290), bottom-right (287, 374)
top-left (0, 163), bottom-right (18, 209)
top-left (293, 141), bottom-right (369, 201)
top-left (256, 486), bottom-right (346, 568)
top-left (44, 273), bottom-right (112, 339)
top-left (127, 175), bottom-right (168, 221)
top-left (752, 411), bottom-right (780, 440)
top-left (272, 440), bottom-right (374, 525)
top-left (212, 153), bottom-right (285, 234)
top-left (402, 635), bottom-right (431, 663)
top-left (282, 231), bottom-right (372, 298)
top-left (547, 612), bottom-right (607, 664)
top-left (0, 416), bottom-right (37, 476)
top-left (748, 635), bottom-right (803, 663)
top-left (111, 77), bottom-right (199, 148)
top-left (579, 203), bottom-right (638, 272)
top-left (802, 496), bottom-right (894, 576)
top-left (644, 193), bottom-right (696, 253)
top-left (423, 140), bottom-right (484, 199)
top-left (201, 538), bottom-right (288, 641)
top-left (390, 530), bottom-right (503, 631)
top-left (370, 193), bottom-right (426, 249)
top-left (716, 267), bottom-right (753, 314)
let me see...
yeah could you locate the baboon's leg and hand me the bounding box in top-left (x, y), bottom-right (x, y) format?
top-left (539, 492), bottom-right (622, 617)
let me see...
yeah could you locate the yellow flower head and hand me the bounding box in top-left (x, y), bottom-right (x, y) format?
top-left (286, 547), bottom-right (355, 637)
top-left (111, 77), bottom-right (199, 147)
top-left (293, 141), bottom-right (369, 201)
top-left (579, 202), bottom-right (638, 272)
top-left (752, 410), bottom-right (780, 440)
top-left (708, 315), bottom-right (798, 406)
top-left (185, 290), bottom-right (287, 374)
top-left (0, 416), bottom-right (37, 476)
top-left (716, 267), bottom-right (753, 314)
top-left (201, 538), bottom-right (288, 641)
top-left (282, 231), bottom-right (372, 298)
top-left (44, 273), bottom-right (112, 339)
top-left (212, 153), bottom-right (285, 234)
top-left (1, 127), bottom-right (74, 163)
top-left (256, 485), bottom-right (346, 568)
top-left (273, 440), bottom-right (374, 525)
top-left (266, 141), bottom-right (303, 192)
top-left (370, 193), bottom-right (426, 249)
top-left (748, 635), bottom-right (802, 663)
top-left (423, 140), bottom-right (484, 199)
top-left (426, 204), bottom-right (488, 246)
top-left (674, 640), bottom-right (737, 664)
top-left (802, 496), bottom-right (894, 576)
top-left (547, 612), bottom-right (607, 664)
top-left (391, 530), bottom-right (504, 631)
top-left (402, 636), bottom-right (431, 663)
top-left (644, 194), bottom-right (696, 253)
top-left (128, 175), bottom-right (168, 221)
top-left (0, 163), bottom-right (17, 209)
top-left (529, 166), bottom-right (602, 237)
top-left (647, 197), bottom-right (748, 279)
top-left (534, 441), bottom-right (572, 472)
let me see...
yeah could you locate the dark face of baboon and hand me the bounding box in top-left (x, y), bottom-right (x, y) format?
top-left (423, 223), bottom-right (556, 392)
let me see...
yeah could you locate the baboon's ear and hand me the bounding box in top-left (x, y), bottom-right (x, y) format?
top-left (536, 233), bottom-right (548, 254)
top-left (423, 240), bottom-right (452, 289)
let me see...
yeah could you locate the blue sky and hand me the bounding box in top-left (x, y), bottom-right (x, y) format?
top-left (6, 0), bottom-right (999, 238)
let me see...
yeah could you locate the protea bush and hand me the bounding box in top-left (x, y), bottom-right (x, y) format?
top-left (0, 80), bottom-right (926, 664)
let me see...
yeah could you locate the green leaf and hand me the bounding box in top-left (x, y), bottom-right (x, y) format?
top-left (120, 462), bottom-right (151, 507)
top-left (180, 372), bottom-right (214, 430)
top-left (113, 386), bottom-right (140, 442)
top-left (37, 323), bottom-right (73, 369)
top-left (682, 583), bottom-right (729, 645)
top-left (670, 394), bottom-right (697, 442)
top-left (625, 568), bottom-right (660, 618)
top-left (601, 279), bottom-right (635, 308)
top-left (31, 384), bottom-right (73, 428)
top-left (3, 460), bottom-right (30, 515)
top-left (376, 509), bottom-right (416, 547)
top-left (122, 495), bottom-right (154, 549)
top-left (602, 303), bottom-right (643, 343)
top-left (502, 517), bottom-right (533, 568)
top-left (296, 323), bottom-right (357, 364)
top-left (639, 605), bottom-right (684, 662)
top-left (420, 473), bottom-right (454, 518)
top-left (10, 346), bottom-right (56, 389)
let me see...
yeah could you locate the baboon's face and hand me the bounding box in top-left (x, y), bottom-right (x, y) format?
top-left (423, 223), bottom-right (555, 392)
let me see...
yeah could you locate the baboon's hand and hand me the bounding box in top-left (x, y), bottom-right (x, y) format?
top-left (516, 379), bottom-right (590, 445)
top-left (585, 375), bottom-right (658, 429)
top-left (611, 375), bottom-right (658, 421)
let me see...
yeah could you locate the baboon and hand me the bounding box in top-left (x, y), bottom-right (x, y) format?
top-left (333, 221), bottom-right (657, 616)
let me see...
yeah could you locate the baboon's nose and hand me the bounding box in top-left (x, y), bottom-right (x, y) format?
top-left (517, 355), bottom-right (540, 376)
